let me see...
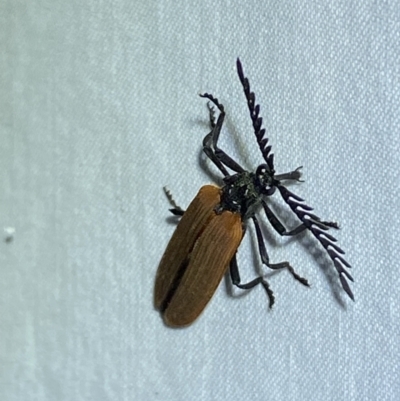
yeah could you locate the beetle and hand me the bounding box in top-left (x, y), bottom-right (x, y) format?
top-left (154, 58), bottom-right (353, 327)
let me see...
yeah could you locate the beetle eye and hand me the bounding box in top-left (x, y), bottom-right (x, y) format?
top-left (263, 186), bottom-right (276, 196)
top-left (256, 164), bottom-right (269, 177)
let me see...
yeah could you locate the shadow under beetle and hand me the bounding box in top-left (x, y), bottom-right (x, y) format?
top-left (154, 58), bottom-right (353, 327)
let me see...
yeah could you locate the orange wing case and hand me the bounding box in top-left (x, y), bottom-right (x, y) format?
top-left (154, 185), bottom-right (243, 327)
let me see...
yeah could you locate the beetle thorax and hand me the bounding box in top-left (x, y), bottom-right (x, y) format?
top-left (219, 171), bottom-right (273, 219)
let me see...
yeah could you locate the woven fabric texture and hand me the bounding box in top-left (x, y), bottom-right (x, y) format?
top-left (1, 1), bottom-right (399, 400)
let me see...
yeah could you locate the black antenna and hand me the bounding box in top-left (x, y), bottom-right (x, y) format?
top-left (236, 58), bottom-right (275, 173)
top-left (278, 185), bottom-right (354, 300)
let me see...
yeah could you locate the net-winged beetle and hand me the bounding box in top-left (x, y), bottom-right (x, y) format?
top-left (154, 58), bottom-right (353, 327)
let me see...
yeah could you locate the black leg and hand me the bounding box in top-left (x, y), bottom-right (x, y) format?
top-left (275, 166), bottom-right (304, 182)
top-left (251, 215), bottom-right (310, 287)
top-left (200, 93), bottom-right (246, 174)
top-left (206, 101), bottom-right (217, 128)
top-left (163, 187), bottom-right (185, 216)
top-left (229, 253), bottom-right (275, 308)
top-left (263, 201), bottom-right (307, 236)
top-left (263, 201), bottom-right (339, 237)
top-left (169, 208), bottom-right (184, 216)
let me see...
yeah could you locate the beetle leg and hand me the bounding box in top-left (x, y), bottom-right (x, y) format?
top-left (200, 93), bottom-right (245, 174)
top-left (163, 187), bottom-right (185, 216)
top-left (262, 200), bottom-right (339, 237)
top-left (275, 166), bottom-right (304, 182)
top-left (169, 208), bottom-right (185, 216)
top-left (251, 216), bottom-right (310, 287)
top-left (206, 101), bottom-right (217, 128)
top-left (263, 201), bottom-right (307, 236)
top-left (230, 253), bottom-right (275, 308)
top-left (202, 135), bottom-right (230, 176)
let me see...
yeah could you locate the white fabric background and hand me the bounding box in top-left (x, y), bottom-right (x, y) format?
top-left (1, 1), bottom-right (399, 400)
